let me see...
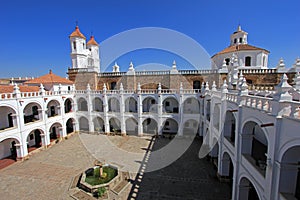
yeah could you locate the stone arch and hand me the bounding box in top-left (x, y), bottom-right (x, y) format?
top-left (109, 117), bottom-right (121, 133)
top-left (49, 122), bottom-right (63, 141)
top-left (47, 99), bottom-right (61, 117)
top-left (238, 177), bottom-right (261, 200)
top-left (242, 121), bottom-right (268, 176)
top-left (0, 105), bottom-right (18, 130)
top-left (162, 97), bottom-right (179, 113)
top-left (142, 118), bottom-right (158, 135)
top-left (213, 104), bottom-right (220, 129)
top-left (223, 111), bottom-right (236, 145)
top-left (183, 97), bottom-right (200, 114)
top-left (162, 118), bottom-right (178, 135)
top-left (125, 117), bottom-right (138, 136)
top-left (220, 152), bottom-right (234, 193)
top-left (0, 137), bottom-right (21, 160)
top-left (183, 119), bottom-right (199, 136)
top-left (64, 98), bottom-right (73, 113)
top-left (278, 145), bottom-right (300, 199)
top-left (108, 97), bottom-right (120, 112)
top-left (23, 102), bottom-right (43, 123)
top-left (142, 97), bottom-right (157, 113)
top-left (26, 129), bottom-right (44, 151)
top-left (93, 117), bottom-right (105, 133)
top-left (125, 97), bottom-right (137, 113)
top-left (66, 118), bottom-right (76, 134)
top-left (77, 97), bottom-right (88, 111)
top-left (79, 116), bottom-right (89, 131)
top-left (92, 97), bottom-right (103, 112)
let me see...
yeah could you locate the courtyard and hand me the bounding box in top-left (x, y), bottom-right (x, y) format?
top-left (0, 133), bottom-right (231, 199)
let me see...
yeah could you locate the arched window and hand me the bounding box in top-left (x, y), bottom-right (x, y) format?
top-left (110, 82), bottom-right (116, 90)
top-left (245, 56), bottom-right (251, 66)
top-left (234, 38), bottom-right (237, 44)
top-left (73, 41), bottom-right (76, 50)
top-left (239, 38), bottom-right (243, 43)
top-left (193, 80), bottom-right (201, 89)
top-left (225, 58), bottom-right (230, 65)
top-left (262, 56), bottom-right (266, 67)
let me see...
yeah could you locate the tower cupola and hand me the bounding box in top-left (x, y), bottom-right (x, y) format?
top-left (87, 35), bottom-right (98, 46)
top-left (230, 25), bottom-right (248, 46)
top-left (69, 26), bottom-right (86, 39)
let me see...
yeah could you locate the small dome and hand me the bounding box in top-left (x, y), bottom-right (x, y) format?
top-left (69, 26), bottom-right (86, 39)
top-left (87, 36), bottom-right (99, 46)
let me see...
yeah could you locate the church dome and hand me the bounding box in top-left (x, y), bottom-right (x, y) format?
top-left (69, 26), bottom-right (86, 39)
top-left (87, 36), bottom-right (98, 46)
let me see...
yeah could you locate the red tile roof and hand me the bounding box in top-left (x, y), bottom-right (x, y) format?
top-left (69, 26), bottom-right (86, 39)
top-left (0, 85), bottom-right (40, 93)
top-left (212, 44), bottom-right (270, 58)
top-left (87, 36), bottom-right (98, 46)
top-left (25, 70), bottom-right (73, 85)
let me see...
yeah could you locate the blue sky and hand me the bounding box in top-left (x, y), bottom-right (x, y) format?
top-left (0, 0), bottom-right (299, 78)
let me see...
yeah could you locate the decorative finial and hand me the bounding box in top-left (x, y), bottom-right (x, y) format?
top-left (240, 78), bottom-right (248, 94)
top-left (129, 61), bottom-right (134, 71)
top-left (49, 69), bottom-right (52, 74)
top-left (274, 74), bottom-right (292, 101)
top-left (172, 60), bottom-right (177, 69)
top-left (212, 81), bottom-right (217, 91)
top-left (222, 80), bottom-right (228, 93)
top-left (205, 82), bottom-right (210, 91)
top-left (237, 24), bottom-right (241, 32)
top-left (294, 72), bottom-right (300, 91)
top-left (158, 83), bottom-right (162, 90)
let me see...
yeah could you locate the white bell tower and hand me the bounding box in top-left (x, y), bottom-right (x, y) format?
top-left (69, 26), bottom-right (88, 69)
top-left (87, 36), bottom-right (100, 73)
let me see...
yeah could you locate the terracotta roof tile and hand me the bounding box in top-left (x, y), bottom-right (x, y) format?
top-left (0, 85), bottom-right (39, 93)
top-left (212, 44), bottom-right (270, 58)
top-left (87, 36), bottom-right (98, 46)
top-left (25, 70), bottom-right (73, 85)
top-left (69, 26), bottom-right (86, 39)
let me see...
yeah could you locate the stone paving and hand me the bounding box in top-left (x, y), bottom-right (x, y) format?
top-left (0, 133), bottom-right (231, 200)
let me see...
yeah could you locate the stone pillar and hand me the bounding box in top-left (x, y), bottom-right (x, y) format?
top-left (15, 143), bottom-right (25, 161)
top-left (178, 82), bottom-right (184, 136)
top-left (137, 83), bottom-right (143, 136)
top-left (103, 84), bottom-right (110, 134)
top-left (40, 133), bottom-right (48, 147)
top-left (157, 83), bottom-right (163, 135)
top-left (86, 84), bottom-right (94, 133)
top-left (119, 83), bottom-right (126, 135)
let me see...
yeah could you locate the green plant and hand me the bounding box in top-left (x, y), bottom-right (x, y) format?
top-left (98, 187), bottom-right (106, 197)
top-left (85, 166), bottom-right (117, 186)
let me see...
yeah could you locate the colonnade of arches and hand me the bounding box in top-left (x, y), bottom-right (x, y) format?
top-left (78, 116), bottom-right (200, 137)
top-left (77, 96), bottom-right (202, 115)
top-left (0, 98), bottom-right (74, 131)
top-left (0, 117), bottom-right (76, 160)
top-left (212, 104), bottom-right (300, 200)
